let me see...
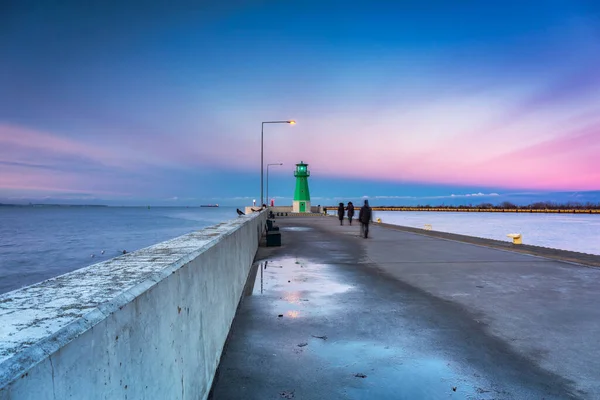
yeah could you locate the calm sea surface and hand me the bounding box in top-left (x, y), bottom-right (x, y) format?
top-left (0, 206), bottom-right (239, 295)
top-left (1, 207), bottom-right (598, 295)
top-left (374, 211), bottom-right (600, 256)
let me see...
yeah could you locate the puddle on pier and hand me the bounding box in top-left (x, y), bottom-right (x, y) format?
top-left (280, 226), bottom-right (313, 232)
top-left (309, 340), bottom-right (492, 399)
top-left (252, 257), bottom-right (354, 318)
top-left (249, 257), bottom-right (499, 399)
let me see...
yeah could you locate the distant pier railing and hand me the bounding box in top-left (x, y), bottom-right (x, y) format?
top-left (324, 206), bottom-right (600, 214)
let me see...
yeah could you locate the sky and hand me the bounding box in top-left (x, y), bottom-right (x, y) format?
top-left (1, 0), bottom-right (599, 206)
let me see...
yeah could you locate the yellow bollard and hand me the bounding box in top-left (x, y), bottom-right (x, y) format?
top-left (377, 218), bottom-right (381, 223)
top-left (424, 224), bottom-right (432, 230)
top-left (507, 233), bottom-right (522, 245)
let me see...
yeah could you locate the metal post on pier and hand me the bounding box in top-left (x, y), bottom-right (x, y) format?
top-left (260, 120), bottom-right (295, 205)
top-left (267, 163), bottom-right (283, 206)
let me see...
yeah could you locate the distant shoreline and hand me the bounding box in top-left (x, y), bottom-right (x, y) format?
top-left (0, 204), bottom-right (234, 208)
top-left (0, 203), bottom-right (109, 208)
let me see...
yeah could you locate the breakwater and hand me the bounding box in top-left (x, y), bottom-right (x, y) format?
top-left (0, 212), bottom-right (266, 400)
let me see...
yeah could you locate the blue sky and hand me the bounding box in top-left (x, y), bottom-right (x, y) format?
top-left (1, 1), bottom-right (599, 206)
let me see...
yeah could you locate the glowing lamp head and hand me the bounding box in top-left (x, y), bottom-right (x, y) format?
top-left (288, 120), bottom-right (296, 125)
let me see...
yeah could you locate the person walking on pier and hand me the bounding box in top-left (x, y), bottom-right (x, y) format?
top-left (359, 199), bottom-right (373, 238)
top-left (347, 202), bottom-right (355, 225)
top-left (337, 202), bottom-right (345, 225)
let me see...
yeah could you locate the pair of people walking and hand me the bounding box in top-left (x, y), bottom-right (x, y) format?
top-left (337, 200), bottom-right (372, 238)
top-left (337, 202), bottom-right (355, 225)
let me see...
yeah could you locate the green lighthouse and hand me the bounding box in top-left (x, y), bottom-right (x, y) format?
top-left (293, 161), bottom-right (311, 213)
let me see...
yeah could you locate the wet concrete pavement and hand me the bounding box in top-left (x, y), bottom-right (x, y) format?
top-left (210, 217), bottom-right (599, 399)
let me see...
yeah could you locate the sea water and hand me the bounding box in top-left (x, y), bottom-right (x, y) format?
top-left (374, 211), bottom-right (599, 256)
top-left (0, 206), bottom-right (238, 294)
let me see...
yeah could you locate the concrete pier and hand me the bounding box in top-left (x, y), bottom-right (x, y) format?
top-left (0, 213), bottom-right (266, 400)
top-left (211, 217), bottom-right (600, 399)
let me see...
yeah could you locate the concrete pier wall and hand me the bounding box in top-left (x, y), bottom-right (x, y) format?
top-left (0, 212), bottom-right (267, 400)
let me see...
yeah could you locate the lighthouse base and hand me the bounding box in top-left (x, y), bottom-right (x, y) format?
top-left (292, 200), bottom-right (311, 213)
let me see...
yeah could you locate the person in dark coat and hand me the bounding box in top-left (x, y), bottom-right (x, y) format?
top-left (358, 199), bottom-right (373, 238)
top-left (347, 202), bottom-right (355, 225)
top-left (337, 202), bottom-right (345, 225)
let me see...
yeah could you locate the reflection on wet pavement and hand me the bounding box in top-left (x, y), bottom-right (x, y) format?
top-left (308, 339), bottom-right (486, 399)
top-left (248, 257), bottom-right (492, 399)
top-left (252, 257), bottom-right (355, 318)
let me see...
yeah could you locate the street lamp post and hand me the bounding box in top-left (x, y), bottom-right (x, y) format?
top-left (261, 120), bottom-right (295, 205)
top-left (266, 163), bottom-right (283, 206)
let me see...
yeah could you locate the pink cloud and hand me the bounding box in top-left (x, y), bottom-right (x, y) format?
top-left (0, 124), bottom-right (155, 195)
top-left (0, 163), bottom-right (133, 196)
top-left (0, 122), bottom-right (255, 197)
top-left (0, 124), bottom-right (114, 161)
top-left (235, 103), bottom-right (600, 191)
top-left (463, 127), bottom-right (600, 190)
top-left (0, 123), bottom-right (207, 172)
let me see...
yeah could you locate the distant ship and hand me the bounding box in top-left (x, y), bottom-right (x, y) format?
top-left (200, 204), bottom-right (219, 208)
